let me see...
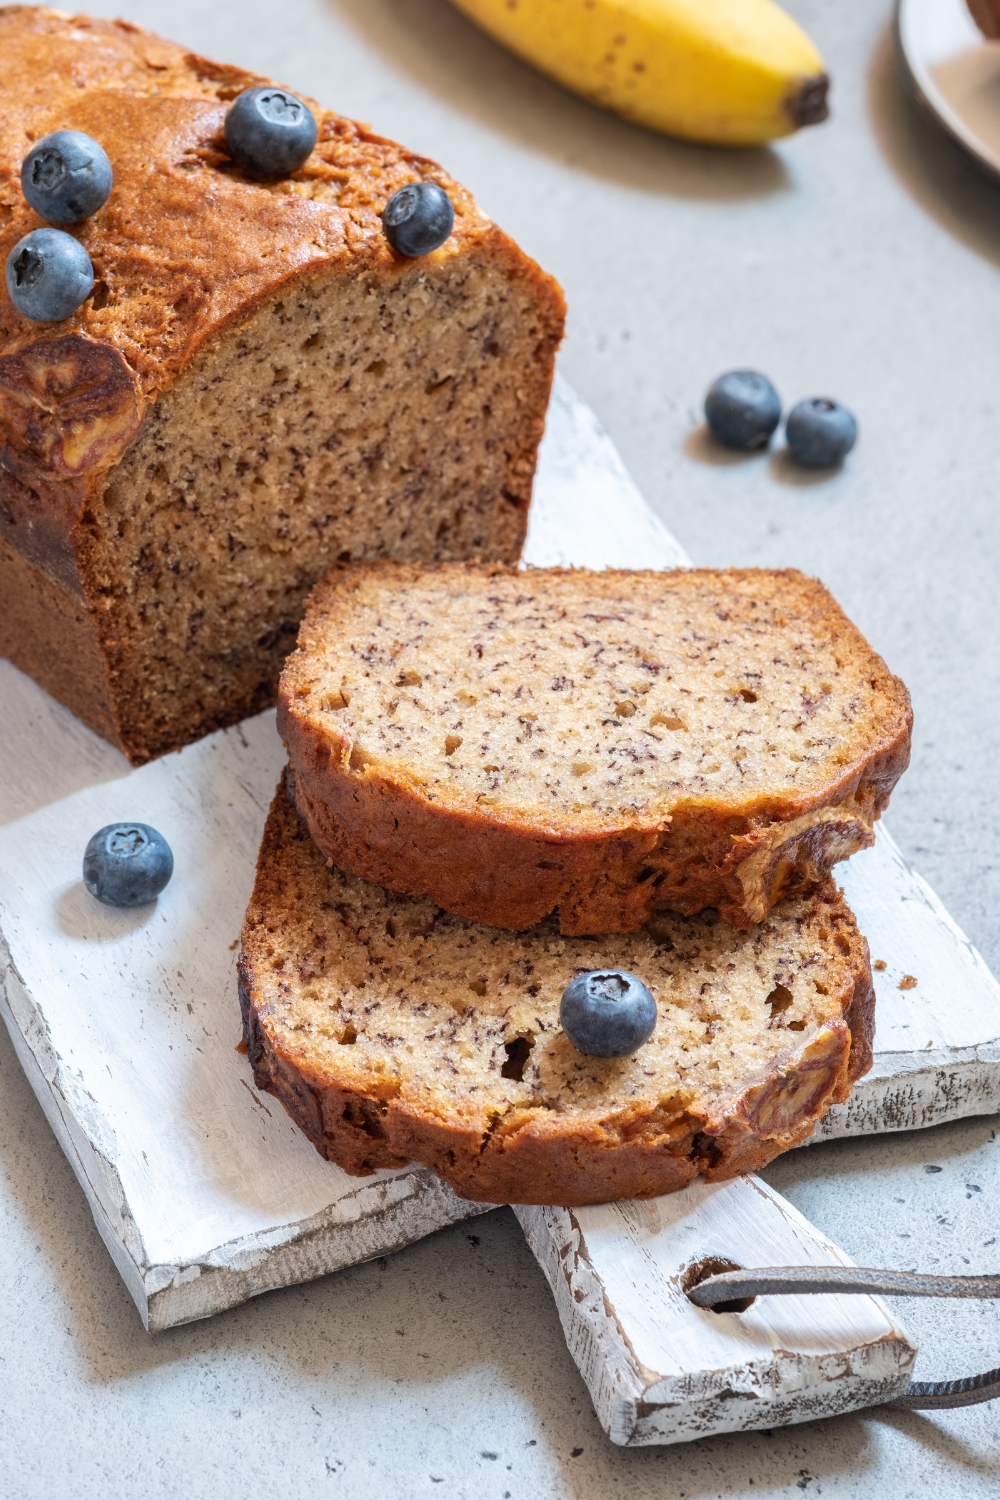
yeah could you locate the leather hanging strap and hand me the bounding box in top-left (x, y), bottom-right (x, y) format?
top-left (687, 1265), bottom-right (1000, 1409)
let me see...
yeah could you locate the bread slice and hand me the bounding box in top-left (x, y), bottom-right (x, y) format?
top-left (239, 777), bottom-right (874, 1207)
top-left (0, 10), bottom-right (563, 764)
top-left (279, 562), bottom-right (911, 935)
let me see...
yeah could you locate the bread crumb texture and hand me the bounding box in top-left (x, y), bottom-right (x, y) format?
top-left (240, 781), bottom-right (873, 1205)
top-left (280, 563), bottom-right (912, 933)
top-left (0, 10), bottom-right (564, 763)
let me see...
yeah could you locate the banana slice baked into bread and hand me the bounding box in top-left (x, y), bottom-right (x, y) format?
top-left (279, 562), bottom-right (911, 934)
top-left (0, 9), bottom-right (563, 764)
top-left (238, 777), bottom-right (874, 1206)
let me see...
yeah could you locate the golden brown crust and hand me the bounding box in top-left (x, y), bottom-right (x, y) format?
top-left (0, 9), bottom-right (503, 388)
top-left (0, 10), bottom-right (564, 760)
top-left (280, 563), bottom-right (912, 934)
top-left (238, 779), bottom-right (875, 1206)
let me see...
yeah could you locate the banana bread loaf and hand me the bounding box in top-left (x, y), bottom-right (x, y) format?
top-left (239, 776), bottom-right (874, 1206)
top-left (0, 9), bottom-right (564, 763)
top-left (279, 562), bottom-right (911, 934)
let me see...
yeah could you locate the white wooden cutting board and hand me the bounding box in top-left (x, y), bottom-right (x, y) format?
top-left (515, 1179), bottom-right (915, 1445)
top-left (1, 377), bottom-right (996, 1441)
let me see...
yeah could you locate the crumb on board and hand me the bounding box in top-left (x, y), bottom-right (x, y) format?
top-left (873, 959), bottom-right (887, 971)
top-left (899, 975), bottom-right (918, 990)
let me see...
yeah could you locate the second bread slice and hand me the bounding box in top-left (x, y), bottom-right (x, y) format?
top-left (279, 563), bottom-right (911, 933)
top-left (239, 777), bottom-right (874, 1207)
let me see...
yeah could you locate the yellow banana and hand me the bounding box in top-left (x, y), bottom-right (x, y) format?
top-left (449, 0), bottom-right (828, 147)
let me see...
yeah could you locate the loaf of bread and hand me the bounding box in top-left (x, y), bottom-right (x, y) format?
top-left (279, 562), bottom-right (911, 935)
top-left (239, 777), bottom-right (874, 1206)
top-left (0, 10), bottom-right (564, 763)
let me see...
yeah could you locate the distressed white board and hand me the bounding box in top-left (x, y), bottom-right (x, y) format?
top-left (524, 375), bottom-right (691, 573)
top-left (5, 702), bottom-right (994, 1344)
top-left (820, 829), bottom-right (1000, 1137)
top-left (1, 378), bottom-right (998, 1442)
top-left (515, 1177), bottom-right (915, 1445)
top-left (0, 712), bottom-right (487, 1332)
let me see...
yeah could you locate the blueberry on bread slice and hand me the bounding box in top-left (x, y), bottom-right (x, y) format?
top-left (238, 777), bottom-right (874, 1207)
top-left (278, 563), bottom-right (911, 935)
top-left (559, 968), bottom-right (657, 1057)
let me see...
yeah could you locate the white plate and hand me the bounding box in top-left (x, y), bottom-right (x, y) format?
top-left (897, 0), bottom-right (1000, 179)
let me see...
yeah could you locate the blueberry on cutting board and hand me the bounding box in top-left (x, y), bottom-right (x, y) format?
top-left (5, 227), bottom-right (94, 322)
top-left (381, 182), bottom-right (455, 258)
top-left (704, 370), bottom-right (782, 450)
top-left (21, 130), bottom-right (112, 224)
top-left (83, 823), bottom-right (174, 907)
top-left (786, 398), bottom-right (857, 467)
top-left (224, 87), bottom-right (318, 177)
top-left (560, 969), bottom-right (657, 1058)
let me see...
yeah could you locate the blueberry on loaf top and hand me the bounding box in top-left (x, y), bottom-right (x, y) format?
top-left (278, 563), bottom-right (911, 935)
top-left (0, 10), bottom-right (564, 765)
top-left (239, 778), bottom-right (874, 1207)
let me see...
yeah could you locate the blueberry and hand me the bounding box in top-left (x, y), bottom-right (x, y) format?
top-left (560, 969), bottom-right (657, 1058)
top-left (83, 823), bottom-right (174, 908)
top-left (785, 398), bottom-right (857, 468)
top-left (5, 228), bottom-right (94, 322)
top-left (381, 182), bottom-right (454, 258)
top-left (224, 87), bottom-right (318, 177)
top-left (704, 370), bottom-right (782, 451)
top-left (21, 130), bottom-right (112, 225)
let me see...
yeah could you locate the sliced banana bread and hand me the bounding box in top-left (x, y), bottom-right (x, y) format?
top-left (279, 562), bottom-right (911, 934)
top-left (238, 777), bottom-right (874, 1207)
top-left (0, 10), bottom-right (563, 764)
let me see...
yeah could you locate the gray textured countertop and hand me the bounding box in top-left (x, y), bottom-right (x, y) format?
top-left (2, 1), bottom-right (999, 1495)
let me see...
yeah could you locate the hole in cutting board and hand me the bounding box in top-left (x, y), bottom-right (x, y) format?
top-left (681, 1256), bottom-right (756, 1314)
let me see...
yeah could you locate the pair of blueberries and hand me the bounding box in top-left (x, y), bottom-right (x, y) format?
top-left (223, 90), bottom-right (454, 256)
top-left (83, 822), bottom-right (654, 1061)
top-left (6, 90), bottom-right (453, 323)
top-left (6, 128), bottom-right (111, 321)
top-left (705, 370), bottom-right (857, 469)
top-left (224, 90), bottom-right (453, 254)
